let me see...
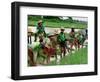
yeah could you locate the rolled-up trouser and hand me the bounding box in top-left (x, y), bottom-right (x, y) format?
top-left (59, 41), bottom-right (66, 56)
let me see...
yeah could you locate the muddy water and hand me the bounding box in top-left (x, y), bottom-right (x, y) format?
top-left (28, 26), bottom-right (80, 33)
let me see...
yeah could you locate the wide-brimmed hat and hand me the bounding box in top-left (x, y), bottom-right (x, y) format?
top-left (60, 26), bottom-right (65, 31)
top-left (38, 20), bottom-right (42, 23)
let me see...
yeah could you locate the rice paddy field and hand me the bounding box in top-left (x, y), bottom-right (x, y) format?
top-left (34, 47), bottom-right (88, 66)
top-left (47, 47), bottom-right (88, 66)
top-left (28, 20), bottom-right (87, 29)
top-left (28, 15), bottom-right (87, 29)
top-left (28, 15), bottom-right (88, 66)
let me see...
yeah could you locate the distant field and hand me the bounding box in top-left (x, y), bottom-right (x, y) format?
top-left (28, 15), bottom-right (87, 29)
top-left (28, 20), bottom-right (87, 29)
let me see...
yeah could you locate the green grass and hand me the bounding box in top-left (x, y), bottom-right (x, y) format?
top-left (29, 42), bottom-right (88, 66)
top-left (47, 47), bottom-right (88, 65)
top-left (60, 47), bottom-right (88, 65)
top-left (28, 20), bottom-right (87, 29)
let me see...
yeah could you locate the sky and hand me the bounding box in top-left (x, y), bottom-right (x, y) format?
top-left (62, 17), bottom-right (88, 22)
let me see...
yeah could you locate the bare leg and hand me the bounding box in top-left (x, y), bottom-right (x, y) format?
top-left (34, 33), bottom-right (37, 42)
top-left (70, 42), bottom-right (74, 50)
top-left (63, 47), bottom-right (66, 56)
top-left (60, 47), bottom-right (63, 58)
top-left (47, 56), bottom-right (50, 64)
